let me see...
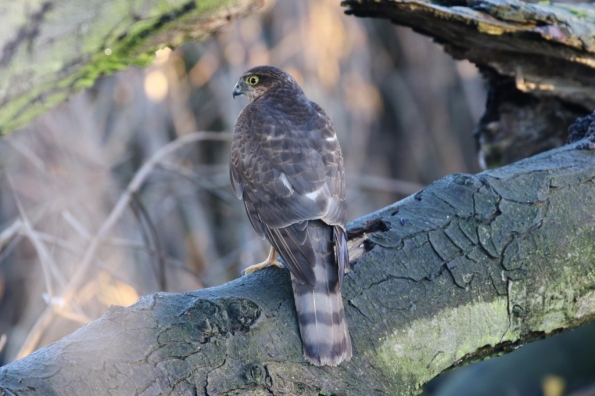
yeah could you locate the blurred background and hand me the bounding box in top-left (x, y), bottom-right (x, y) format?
top-left (1, 0), bottom-right (591, 394)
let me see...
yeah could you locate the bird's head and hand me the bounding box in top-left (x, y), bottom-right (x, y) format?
top-left (232, 65), bottom-right (301, 102)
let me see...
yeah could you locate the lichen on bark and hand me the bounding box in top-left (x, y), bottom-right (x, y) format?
top-left (0, 0), bottom-right (261, 134)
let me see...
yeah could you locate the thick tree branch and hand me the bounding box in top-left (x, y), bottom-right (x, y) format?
top-left (0, 0), bottom-right (261, 135)
top-left (342, 0), bottom-right (595, 167)
top-left (0, 137), bottom-right (593, 395)
top-left (342, 0), bottom-right (595, 105)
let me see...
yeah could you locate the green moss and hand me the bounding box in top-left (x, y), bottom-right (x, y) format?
top-left (527, 235), bottom-right (595, 333)
top-left (0, 0), bottom-right (243, 135)
top-left (374, 298), bottom-right (515, 394)
top-left (568, 8), bottom-right (588, 19)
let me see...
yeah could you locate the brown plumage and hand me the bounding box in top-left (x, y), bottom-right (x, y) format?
top-left (230, 65), bottom-right (352, 366)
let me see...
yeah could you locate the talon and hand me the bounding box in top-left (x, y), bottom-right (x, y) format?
top-left (242, 247), bottom-right (283, 275)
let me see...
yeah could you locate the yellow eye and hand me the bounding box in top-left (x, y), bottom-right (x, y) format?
top-left (246, 75), bottom-right (259, 85)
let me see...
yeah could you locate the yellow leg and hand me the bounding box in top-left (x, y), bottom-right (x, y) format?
top-left (243, 246), bottom-right (283, 275)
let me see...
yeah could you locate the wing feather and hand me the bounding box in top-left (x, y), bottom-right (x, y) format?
top-left (231, 94), bottom-right (346, 286)
top-left (265, 225), bottom-right (316, 285)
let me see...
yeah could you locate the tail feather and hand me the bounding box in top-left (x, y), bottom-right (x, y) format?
top-left (290, 221), bottom-right (352, 366)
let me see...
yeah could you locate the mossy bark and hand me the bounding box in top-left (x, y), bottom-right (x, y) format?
top-left (0, 0), bottom-right (261, 135)
top-left (342, 0), bottom-right (595, 168)
top-left (0, 138), bottom-right (593, 395)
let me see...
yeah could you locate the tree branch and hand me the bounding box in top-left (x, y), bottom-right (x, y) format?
top-left (0, 0), bottom-right (261, 135)
top-left (1, 137), bottom-right (594, 395)
top-left (342, 0), bottom-right (595, 167)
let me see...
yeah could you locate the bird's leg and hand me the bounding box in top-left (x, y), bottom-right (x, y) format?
top-left (243, 246), bottom-right (283, 275)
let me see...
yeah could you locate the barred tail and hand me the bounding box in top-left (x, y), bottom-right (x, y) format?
top-left (291, 222), bottom-right (352, 366)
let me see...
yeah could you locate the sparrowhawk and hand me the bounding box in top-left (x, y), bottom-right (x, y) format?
top-left (230, 65), bottom-right (352, 366)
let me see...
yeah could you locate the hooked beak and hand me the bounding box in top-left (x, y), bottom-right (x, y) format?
top-left (232, 83), bottom-right (243, 99)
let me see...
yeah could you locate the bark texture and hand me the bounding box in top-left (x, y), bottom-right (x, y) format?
top-left (0, 0), bottom-right (261, 135)
top-left (0, 137), bottom-right (594, 395)
top-left (342, 0), bottom-right (595, 168)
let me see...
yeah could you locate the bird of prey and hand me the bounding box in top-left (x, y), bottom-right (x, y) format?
top-left (230, 65), bottom-right (352, 366)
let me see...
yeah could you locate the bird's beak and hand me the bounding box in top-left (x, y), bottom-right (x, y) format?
top-left (232, 83), bottom-right (243, 99)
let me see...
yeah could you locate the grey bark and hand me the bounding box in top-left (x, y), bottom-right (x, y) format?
top-left (1, 0), bottom-right (594, 394)
top-left (1, 137), bottom-right (594, 395)
top-left (342, 0), bottom-right (595, 168)
top-left (0, 0), bottom-right (261, 135)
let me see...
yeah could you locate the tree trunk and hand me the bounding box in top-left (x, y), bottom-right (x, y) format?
top-left (1, 134), bottom-right (594, 395)
top-left (0, 0), bottom-right (261, 135)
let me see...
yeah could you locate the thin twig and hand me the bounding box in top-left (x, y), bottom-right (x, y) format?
top-left (62, 210), bottom-right (92, 240)
top-left (129, 193), bottom-right (166, 291)
top-left (15, 131), bottom-right (230, 360)
top-left (157, 160), bottom-right (237, 204)
top-left (0, 219), bottom-right (22, 253)
top-left (53, 306), bottom-right (91, 325)
top-left (15, 307), bottom-right (56, 361)
top-left (103, 237), bottom-right (204, 283)
top-left (5, 138), bottom-right (46, 171)
top-left (5, 175), bottom-right (61, 297)
top-left (0, 334), bottom-right (7, 354)
top-left (19, 229), bottom-right (140, 289)
top-left (35, 228), bottom-right (203, 285)
top-left (6, 179), bottom-right (91, 327)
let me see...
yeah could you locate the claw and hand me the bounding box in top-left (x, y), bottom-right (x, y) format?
top-left (242, 247), bottom-right (283, 275)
